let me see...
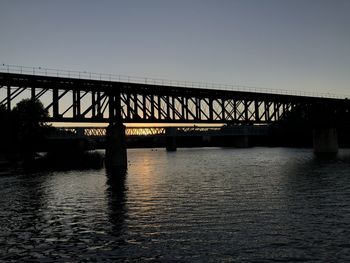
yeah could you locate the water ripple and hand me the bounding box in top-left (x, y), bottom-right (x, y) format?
top-left (0, 147), bottom-right (350, 262)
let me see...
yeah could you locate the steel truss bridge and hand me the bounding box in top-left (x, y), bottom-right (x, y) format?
top-left (1, 65), bottom-right (350, 125)
top-left (52, 125), bottom-right (270, 139)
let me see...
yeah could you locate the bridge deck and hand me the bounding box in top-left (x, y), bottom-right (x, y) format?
top-left (1, 71), bottom-right (349, 124)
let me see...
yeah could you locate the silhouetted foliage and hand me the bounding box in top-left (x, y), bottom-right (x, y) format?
top-left (12, 99), bottom-right (49, 161)
top-left (0, 105), bottom-right (18, 155)
top-left (12, 99), bottom-right (48, 128)
top-left (0, 99), bottom-right (49, 162)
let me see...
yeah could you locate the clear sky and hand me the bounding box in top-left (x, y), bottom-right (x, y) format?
top-left (0, 0), bottom-right (349, 96)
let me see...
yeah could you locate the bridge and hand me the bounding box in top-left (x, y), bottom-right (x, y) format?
top-left (53, 125), bottom-right (269, 138)
top-left (51, 125), bottom-right (270, 150)
top-left (1, 65), bottom-right (349, 170)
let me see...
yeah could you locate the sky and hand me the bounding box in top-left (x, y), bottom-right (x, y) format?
top-left (0, 0), bottom-right (350, 96)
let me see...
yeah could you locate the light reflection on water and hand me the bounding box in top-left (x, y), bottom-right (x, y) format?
top-left (0, 147), bottom-right (350, 262)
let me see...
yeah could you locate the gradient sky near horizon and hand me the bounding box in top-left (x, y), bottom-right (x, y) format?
top-left (1, 0), bottom-right (350, 96)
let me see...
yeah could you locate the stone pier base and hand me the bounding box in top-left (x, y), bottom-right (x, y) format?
top-left (313, 128), bottom-right (338, 156)
top-left (233, 135), bottom-right (250, 148)
top-left (165, 127), bottom-right (177, 152)
top-left (105, 123), bottom-right (127, 170)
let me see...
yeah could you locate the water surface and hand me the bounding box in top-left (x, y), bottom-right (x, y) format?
top-left (0, 147), bottom-right (350, 262)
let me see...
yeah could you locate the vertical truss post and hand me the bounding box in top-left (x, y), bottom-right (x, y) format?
top-left (31, 87), bottom-right (36, 102)
top-left (73, 90), bottom-right (81, 117)
top-left (97, 92), bottom-right (102, 117)
top-left (7, 86), bottom-right (11, 111)
top-left (275, 102), bottom-right (280, 120)
top-left (166, 95), bottom-right (170, 119)
top-left (209, 98), bottom-right (213, 121)
top-left (126, 93), bottom-right (131, 119)
top-left (196, 98), bottom-right (201, 120)
top-left (150, 94), bottom-right (154, 120)
top-left (221, 98), bottom-right (225, 121)
top-left (157, 95), bottom-right (161, 119)
top-left (134, 94), bottom-right (138, 118)
top-left (73, 90), bottom-right (77, 117)
top-left (91, 91), bottom-right (96, 118)
top-left (265, 101), bottom-right (269, 121)
top-left (255, 100), bottom-right (259, 122)
top-left (181, 97), bottom-right (185, 120)
top-left (53, 88), bottom-right (59, 117)
top-left (244, 100), bottom-right (248, 122)
top-left (233, 100), bottom-right (237, 120)
top-left (108, 94), bottom-right (115, 121)
top-left (115, 92), bottom-right (122, 121)
top-left (76, 90), bottom-right (81, 117)
top-left (143, 94), bottom-right (147, 120)
top-left (172, 96), bottom-right (175, 120)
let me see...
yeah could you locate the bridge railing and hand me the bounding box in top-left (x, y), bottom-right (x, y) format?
top-left (1, 64), bottom-right (347, 99)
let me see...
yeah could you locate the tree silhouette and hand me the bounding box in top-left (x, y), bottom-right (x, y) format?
top-left (0, 105), bottom-right (12, 153)
top-left (11, 99), bottom-right (49, 160)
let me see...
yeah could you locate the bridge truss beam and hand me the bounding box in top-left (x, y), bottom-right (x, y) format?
top-left (1, 73), bottom-right (349, 125)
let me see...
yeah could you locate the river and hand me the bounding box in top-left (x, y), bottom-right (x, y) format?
top-left (0, 147), bottom-right (350, 262)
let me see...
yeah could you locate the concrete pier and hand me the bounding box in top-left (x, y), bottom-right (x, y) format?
top-left (233, 135), bottom-right (250, 148)
top-left (105, 123), bottom-right (127, 170)
top-left (165, 127), bottom-right (177, 151)
top-left (313, 128), bottom-right (338, 156)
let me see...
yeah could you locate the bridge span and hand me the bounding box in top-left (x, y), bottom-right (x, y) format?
top-left (50, 125), bottom-right (270, 151)
top-left (53, 125), bottom-right (269, 138)
top-left (1, 65), bottom-right (350, 170)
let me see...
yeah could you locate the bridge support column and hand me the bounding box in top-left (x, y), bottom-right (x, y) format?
top-left (165, 127), bottom-right (177, 152)
top-left (313, 128), bottom-right (338, 156)
top-left (233, 135), bottom-right (250, 148)
top-left (105, 123), bottom-right (127, 170)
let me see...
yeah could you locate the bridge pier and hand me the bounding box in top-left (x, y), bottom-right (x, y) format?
top-left (165, 127), bottom-right (177, 151)
top-left (313, 128), bottom-right (338, 156)
top-left (105, 123), bottom-right (127, 170)
top-left (233, 135), bottom-right (250, 148)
